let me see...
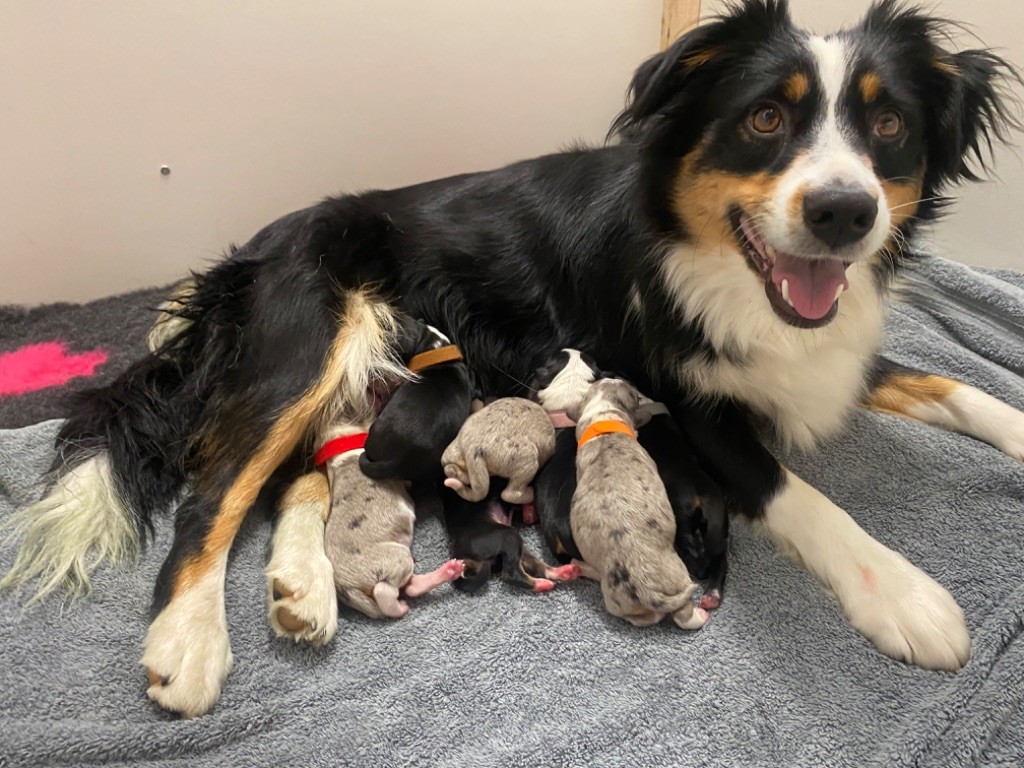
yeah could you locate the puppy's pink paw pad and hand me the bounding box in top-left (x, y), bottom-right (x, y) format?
top-left (441, 559), bottom-right (466, 580)
top-left (699, 589), bottom-right (722, 611)
top-left (532, 578), bottom-right (556, 593)
top-left (549, 564), bottom-right (580, 581)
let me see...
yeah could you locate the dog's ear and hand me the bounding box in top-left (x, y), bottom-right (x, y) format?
top-left (609, 0), bottom-right (792, 140)
top-left (927, 48), bottom-right (1021, 187)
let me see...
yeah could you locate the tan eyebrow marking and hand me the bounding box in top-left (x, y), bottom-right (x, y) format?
top-left (783, 71), bottom-right (810, 102)
top-left (860, 71), bottom-right (883, 103)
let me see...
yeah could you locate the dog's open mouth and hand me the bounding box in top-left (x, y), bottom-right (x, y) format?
top-left (731, 209), bottom-right (850, 329)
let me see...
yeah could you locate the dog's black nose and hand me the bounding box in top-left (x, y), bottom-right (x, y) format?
top-left (802, 187), bottom-right (878, 249)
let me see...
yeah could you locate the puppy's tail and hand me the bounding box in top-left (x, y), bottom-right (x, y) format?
top-left (447, 452), bottom-right (491, 502)
top-left (0, 353), bottom-right (197, 603)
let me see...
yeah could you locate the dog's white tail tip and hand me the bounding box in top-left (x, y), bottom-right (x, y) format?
top-left (0, 454), bottom-right (139, 603)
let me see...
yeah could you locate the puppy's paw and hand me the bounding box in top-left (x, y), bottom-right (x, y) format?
top-left (531, 578), bottom-right (556, 593)
top-left (699, 589), bottom-right (722, 611)
top-left (545, 563), bottom-right (580, 581)
top-left (141, 599), bottom-right (233, 718)
top-left (501, 487), bottom-right (534, 505)
top-left (841, 548), bottom-right (970, 671)
top-left (673, 605), bottom-right (709, 630)
top-left (439, 559), bottom-right (466, 581)
top-left (520, 502), bottom-right (538, 525)
top-left (266, 553), bottom-right (338, 646)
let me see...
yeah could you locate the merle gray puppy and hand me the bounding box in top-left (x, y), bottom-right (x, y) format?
top-left (441, 397), bottom-right (555, 504)
top-left (570, 379), bottom-right (708, 630)
top-left (322, 421), bottom-right (465, 619)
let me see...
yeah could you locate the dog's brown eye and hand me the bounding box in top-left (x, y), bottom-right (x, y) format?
top-left (750, 104), bottom-right (783, 134)
top-left (874, 110), bottom-right (903, 139)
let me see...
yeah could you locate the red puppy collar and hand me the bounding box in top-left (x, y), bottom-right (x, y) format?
top-left (315, 432), bottom-right (368, 467)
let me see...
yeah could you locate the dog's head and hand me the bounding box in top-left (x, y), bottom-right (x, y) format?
top-left (529, 348), bottom-right (602, 412)
top-left (613, 0), bottom-right (1018, 329)
top-left (574, 378), bottom-right (647, 430)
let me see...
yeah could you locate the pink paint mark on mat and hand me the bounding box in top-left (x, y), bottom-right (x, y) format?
top-left (0, 342), bottom-right (108, 396)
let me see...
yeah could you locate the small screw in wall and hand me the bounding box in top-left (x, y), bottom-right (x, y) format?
top-left (160, 165), bottom-right (171, 176)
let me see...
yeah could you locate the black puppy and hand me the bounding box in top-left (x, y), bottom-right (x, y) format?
top-left (637, 401), bottom-right (729, 610)
top-left (529, 349), bottom-right (601, 564)
top-left (440, 480), bottom-right (578, 593)
top-left (359, 316), bottom-right (473, 481)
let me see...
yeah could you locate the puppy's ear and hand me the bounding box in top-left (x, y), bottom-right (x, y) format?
top-left (395, 315), bottom-right (428, 360)
top-left (609, 0), bottom-right (792, 140)
top-left (927, 48), bottom-right (1021, 187)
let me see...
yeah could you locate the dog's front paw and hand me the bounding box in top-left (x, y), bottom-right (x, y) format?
top-left (141, 599), bottom-right (233, 718)
top-left (266, 552), bottom-right (338, 646)
top-left (840, 547), bottom-right (970, 671)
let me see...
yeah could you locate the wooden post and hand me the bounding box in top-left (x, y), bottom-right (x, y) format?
top-left (661, 0), bottom-right (702, 49)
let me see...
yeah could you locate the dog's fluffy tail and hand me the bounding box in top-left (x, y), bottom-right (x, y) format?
top-left (1, 352), bottom-right (197, 602)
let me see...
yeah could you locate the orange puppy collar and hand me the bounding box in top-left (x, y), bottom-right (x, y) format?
top-left (577, 420), bottom-right (636, 449)
top-left (407, 344), bottom-right (463, 373)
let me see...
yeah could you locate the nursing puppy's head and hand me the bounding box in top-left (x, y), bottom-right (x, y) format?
top-left (613, 0), bottom-right (1018, 329)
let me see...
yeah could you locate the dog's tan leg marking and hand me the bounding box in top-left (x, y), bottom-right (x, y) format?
top-left (142, 292), bottom-right (401, 718)
top-left (864, 371), bottom-right (1024, 460)
top-left (266, 472), bottom-right (337, 644)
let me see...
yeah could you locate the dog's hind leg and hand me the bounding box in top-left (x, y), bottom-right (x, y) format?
top-left (372, 582), bottom-right (409, 618)
top-left (403, 559), bottom-right (465, 597)
top-left (864, 357), bottom-right (1024, 460)
top-left (501, 448), bottom-right (538, 505)
top-left (266, 472), bottom-right (337, 645)
top-left (520, 551), bottom-right (580, 582)
top-left (497, 534), bottom-right (554, 593)
top-left (141, 290), bottom-right (406, 717)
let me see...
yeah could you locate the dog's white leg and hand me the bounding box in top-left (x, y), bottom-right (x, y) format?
top-left (266, 473), bottom-right (338, 645)
top-left (763, 469), bottom-right (970, 670)
top-left (865, 370), bottom-right (1024, 460)
top-left (140, 553), bottom-right (233, 718)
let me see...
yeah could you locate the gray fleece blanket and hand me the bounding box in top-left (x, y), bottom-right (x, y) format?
top-left (1, 256), bottom-right (1023, 768)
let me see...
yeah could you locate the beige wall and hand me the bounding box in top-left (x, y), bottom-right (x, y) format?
top-left (2, 1), bottom-right (1020, 305)
top-left (0, 0), bottom-right (661, 304)
top-left (704, 0), bottom-right (1024, 272)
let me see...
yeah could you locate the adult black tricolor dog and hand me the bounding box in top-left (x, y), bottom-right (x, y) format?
top-left (4, 0), bottom-right (1023, 717)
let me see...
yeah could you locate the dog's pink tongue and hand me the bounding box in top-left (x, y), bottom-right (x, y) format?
top-left (771, 252), bottom-right (848, 320)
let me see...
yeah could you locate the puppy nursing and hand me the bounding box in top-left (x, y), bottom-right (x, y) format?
top-left (571, 379), bottom-right (709, 630)
top-left (321, 422), bottom-right (464, 619)
top-left (442, 398), bottom-right (555, 505)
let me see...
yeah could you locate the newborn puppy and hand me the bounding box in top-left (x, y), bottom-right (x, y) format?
top-left (441, 481), bottom-right (578, 593)
top-left (442, 398), bottom-right (555, 505)
top-left (322, 423), bottom-right (464, 618)
top-left (529, 349), bottom-right (602, 563)
top-left (570, 379), bottom-right (708, 630)
top-left (638, 400), bottom-right (730, 611)
top-left (359, 316), bottom-right (472, 481)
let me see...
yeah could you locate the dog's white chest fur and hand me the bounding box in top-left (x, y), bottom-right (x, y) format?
top-left (662, 247), bottom-right (887, 448)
